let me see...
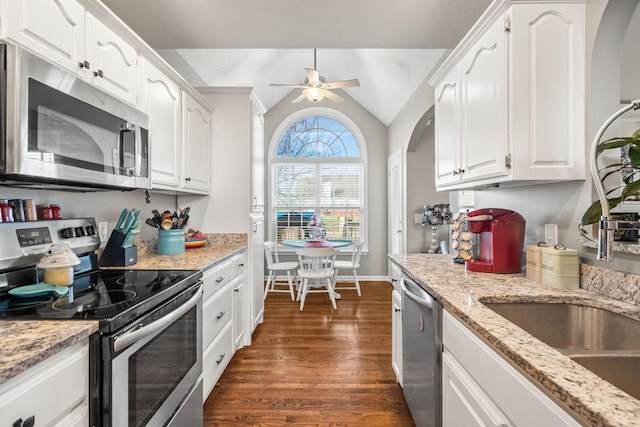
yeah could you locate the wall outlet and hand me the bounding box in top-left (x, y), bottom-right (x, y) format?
top-left (544, 224), bottom-right (558, 246)
top-left (414, 213), bottom-right (423, 224)
top-left (98, 221), bottom-right (108, 242)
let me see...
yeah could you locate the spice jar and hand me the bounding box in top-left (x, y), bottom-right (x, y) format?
top-left (37, 204), bottom-right (53, 220)
top-left (9, 199), bottom-right (24, 222)
top-left (0, 200), bottom-right (13, 222)
top-left (50, 204), bottom-right (62, 219)
top-left (24, 199), bottom-right (37, 221)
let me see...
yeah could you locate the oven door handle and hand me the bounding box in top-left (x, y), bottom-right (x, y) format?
top-left (114, 283), bottom-right (202, 353)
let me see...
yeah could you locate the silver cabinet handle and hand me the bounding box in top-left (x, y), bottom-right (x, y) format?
top-left (216, 353), bottom-right (226, 365)
top-left (216, 311), bottom-right (226, 320)
top-left (216, 276), bottom-right (225, 283)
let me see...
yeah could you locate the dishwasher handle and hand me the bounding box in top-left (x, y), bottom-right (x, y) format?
top-left (400, 276), bottom-right (434, 309)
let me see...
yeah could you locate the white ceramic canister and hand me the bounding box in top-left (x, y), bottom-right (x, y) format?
top-left (540, 246), bottom-right (579, 289)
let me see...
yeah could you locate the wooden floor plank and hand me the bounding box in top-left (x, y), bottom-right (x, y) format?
top-left (203, 281), bottom-right (414, 426)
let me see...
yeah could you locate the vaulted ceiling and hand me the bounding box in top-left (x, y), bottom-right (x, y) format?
top-left (102, 0), bottom-right (492, 125)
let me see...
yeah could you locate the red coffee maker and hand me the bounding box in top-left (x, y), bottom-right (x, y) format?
top-left (465, 208), bottom-right (526, 274)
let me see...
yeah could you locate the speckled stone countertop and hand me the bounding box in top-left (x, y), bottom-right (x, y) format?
top-left (0, 321), bottom-right (98, 384)
top-left (104, 233), bottom-right (248, 271)
top-left (0, 233), bottom-right (247, 387)
top-left (389, 253), bottom-right (640, 427)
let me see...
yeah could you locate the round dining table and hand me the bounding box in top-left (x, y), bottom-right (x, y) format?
top-left (281, 239), bottom-right (352, 249)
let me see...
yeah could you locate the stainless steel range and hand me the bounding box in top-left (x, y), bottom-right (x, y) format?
top-left (0, 219), bottom-right (203, 427)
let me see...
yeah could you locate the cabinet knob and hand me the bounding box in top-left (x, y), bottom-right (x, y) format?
top-left (185, 177), bottom-right (191, 182)
top-left (458, 168), bottom-right (465, 174)
top-left (93, 69), bottom-right (104, 78)
top-left (391, 278), bottom-right (397, 283)
top-left (13, 416), bottom-right (35, 427)
top-left (452, 169), bottom-right (459, 175)
top-left (394, 308), bottom-right (401, 313)
top-left (78, 60), bottom-right (90, 69)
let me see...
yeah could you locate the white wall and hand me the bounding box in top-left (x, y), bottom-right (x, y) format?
top-left (264, 89), bottom-right (388, 277)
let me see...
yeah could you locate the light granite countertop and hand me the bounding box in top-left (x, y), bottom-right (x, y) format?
top-left (0, 234), bottom-right (247, 386)
top-left (389, 253), bottom-right (640, 427)
top-left (0, 320), bottom-right (98, 384)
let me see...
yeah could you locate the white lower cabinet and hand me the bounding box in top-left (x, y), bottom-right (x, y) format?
top-left (442, 311), bottom-right (581, 427)
top-left (0, 339), bottom-right (89, 426)
top-left (201, 251), bottom-right (247, 401)
top-left (391, 288), bottom-right (403, 386)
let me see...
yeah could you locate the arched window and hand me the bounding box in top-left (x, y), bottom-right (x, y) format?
top-left (271, 115), bottom-right (365, 245)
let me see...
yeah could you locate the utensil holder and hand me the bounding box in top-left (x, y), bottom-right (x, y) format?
top-left (157, 229), bottom-right (185, 255)
top-left (99, 230), bottom-right (138, 266)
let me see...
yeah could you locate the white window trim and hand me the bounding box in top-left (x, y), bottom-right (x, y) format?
top-left (267, 107), bottom-right (368, 252)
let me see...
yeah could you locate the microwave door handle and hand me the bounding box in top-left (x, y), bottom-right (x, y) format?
top-left (113, 283), bottom-right (202, 353)
top-left (119, 122), bottom-right (135, 176)
top-left (134, 125), bottom-right (141, 178)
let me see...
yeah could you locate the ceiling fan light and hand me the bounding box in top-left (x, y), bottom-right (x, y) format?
top-left (303, 87), bottom-right (324, 102)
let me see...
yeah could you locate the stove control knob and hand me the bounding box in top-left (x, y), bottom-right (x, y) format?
top-left (85, 225), bottom-right (95, 236)
top-left (74, 227), bottom-right (86, 237)
top-left (60, 227), bottom-right (75, 239)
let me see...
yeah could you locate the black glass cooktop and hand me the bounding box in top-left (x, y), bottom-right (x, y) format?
top-left (0, 264), bottom-right (201, 333)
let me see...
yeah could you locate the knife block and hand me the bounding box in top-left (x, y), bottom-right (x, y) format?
top-left (99, 230), bottom-right (138, 267)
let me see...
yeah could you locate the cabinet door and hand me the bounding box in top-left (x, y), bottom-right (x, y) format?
top-left (141, 58), bottom-right (182, 188)
top-left (182, 92), bottom-right (211, 193)
top-left (460, 17), bottom-right (509, 183)
top-left (250, 215), bottom-right (265, 333)
top-left (85, 13), bottom-right (138, 105)
top-left (232, 275), bottom-right (245, 350)
top-left (434, 71), bottom-right (461, 187)
top-left (442, 352), bottom-right (511, 427)
top-left (251, 102), bottom-right (265, 212)
top-left (4, 0), bottom-right (85, 77)
top-left (391, 289), bottom-right (403, 386)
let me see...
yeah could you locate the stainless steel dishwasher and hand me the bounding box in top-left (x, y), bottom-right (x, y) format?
top-left (401, 274), bottom-right (442, 427)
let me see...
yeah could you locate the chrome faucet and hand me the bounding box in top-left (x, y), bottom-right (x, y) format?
top-left (589, 98), bottom-right (640, 261)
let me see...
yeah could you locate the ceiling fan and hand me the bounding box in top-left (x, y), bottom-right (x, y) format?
top-left (270, 49), bottom-right (360, 103)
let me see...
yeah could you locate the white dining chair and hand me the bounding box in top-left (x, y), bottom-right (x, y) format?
top-left (296, 247), bottom-right (338, 311)
top-left (264, 241), bottom-right (298, 300)
top-left (333, 241), bottom-right (364, 296)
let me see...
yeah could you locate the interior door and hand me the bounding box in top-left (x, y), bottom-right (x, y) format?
top-left (388, 150), bottom-right (403, 255)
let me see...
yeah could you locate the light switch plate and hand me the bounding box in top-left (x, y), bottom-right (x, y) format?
top-left (98, 221), bottom-right (108, 242)
top-left (544, 224), bottom-right (558, 246)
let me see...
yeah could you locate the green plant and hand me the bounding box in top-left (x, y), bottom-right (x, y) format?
top-left (581, 128), bottom-right (640, 226)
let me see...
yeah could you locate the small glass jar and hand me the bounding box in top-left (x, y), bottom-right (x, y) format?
top-left (24, 199), bottom-right (37, 221)
top-left (9, 199), bottom-right (24, 222)
top-left (37, 204), bottom-right (53, 220)
top-left (50, 204), bottom-right (62, 219)
top-left (0, 199), bottom-right (14, 222)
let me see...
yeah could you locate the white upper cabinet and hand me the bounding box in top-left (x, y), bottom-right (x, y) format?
top-left (85, 13), bottom-right (138, 105)
top-left (4, 0), bottom-right (85, 76)
top-left (140, 58), bottom-right (182, 189)
top-left (181, 91), bottom-right (211, 193)
top-left (429, 0), bottom-right (585, 191)
top-left (2, 0), bottom-right (138, 106)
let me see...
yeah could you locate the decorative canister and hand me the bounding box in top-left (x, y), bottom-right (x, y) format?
top-left (525, 245), bottom-right (542, 282)
top-left (157, 229), bottom-right (185, 255)
top-left (540, 246), bottom-right (579, 289)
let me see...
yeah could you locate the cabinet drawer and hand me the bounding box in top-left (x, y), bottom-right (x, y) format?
top-left (0, 340), bottom-right (88, 426)
top-left (203, 260), bottom-right (233, 299)
top-left (232, 252), bottom-right (247, 278)
top-left (202, 323), bottom-right (233, 400)
top-left (203, 284), bottom-right (233, 348)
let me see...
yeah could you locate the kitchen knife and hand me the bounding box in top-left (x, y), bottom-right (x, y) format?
top-left (115, 208), bottom-right (128, 231)
top-left (120, 212), bottom-right (136, 234)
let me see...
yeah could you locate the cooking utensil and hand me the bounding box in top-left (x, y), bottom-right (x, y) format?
top-left (8, 283), bottom-right (69, 298)
top-left (145, 218), bottom-right (159, 229)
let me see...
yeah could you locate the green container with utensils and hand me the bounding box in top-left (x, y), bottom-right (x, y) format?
top-left (157, 229), bottom-right (185, 255)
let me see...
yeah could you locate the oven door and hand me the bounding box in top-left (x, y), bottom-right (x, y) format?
top-left (105, 282), bottom-right (203, 427)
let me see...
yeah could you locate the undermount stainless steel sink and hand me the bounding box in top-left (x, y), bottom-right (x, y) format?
top-left (483, 302), bottom-right (640, 351)
top-left (569, 354), bottom-right (640, 400)
top-left (483, 302), bottom-right (640, 399)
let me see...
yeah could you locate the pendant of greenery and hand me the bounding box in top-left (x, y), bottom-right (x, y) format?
top-left (581, 128), bottom-right (640, 226)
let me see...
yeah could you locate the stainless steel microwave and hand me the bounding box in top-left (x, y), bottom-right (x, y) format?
top-left (0, 43), bottom-right (150, 191)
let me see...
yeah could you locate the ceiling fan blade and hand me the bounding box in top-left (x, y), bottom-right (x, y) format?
top-left (320, 89), bottom-right (344, 103)
top-left (270, 83), bottom-right (307, 88)
top-left (305, 68), bottom-right (320, 85)
top-left (325, 79), bottom-right (360, 89)
top-left (291, 93), bottom-right (307, 103)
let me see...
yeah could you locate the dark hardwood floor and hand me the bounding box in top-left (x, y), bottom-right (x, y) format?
top-left (203, 281), bottom-right (414, 426)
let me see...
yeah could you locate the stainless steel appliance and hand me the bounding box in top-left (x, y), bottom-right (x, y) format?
top-left (0, 43), bottom-right (150, 190)
top-left (0, 219), bottom-right (203, 427)
top-left (401, 274), bottom-right (442, 427)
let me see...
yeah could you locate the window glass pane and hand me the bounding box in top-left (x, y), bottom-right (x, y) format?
top-left (276, 116), bottom-right (360, 158)
top-left (321, 164), bottom-right (361, 207)
top-left (274, 164), bottom-right (316, 207)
